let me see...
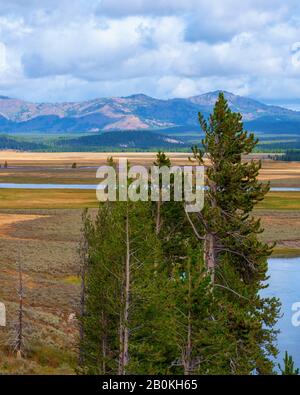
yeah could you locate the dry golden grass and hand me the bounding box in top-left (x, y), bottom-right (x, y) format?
top-left (0, 209), bottom-right (83, 374)
top-left (0, 150), bottom-right (280, 167)
top-left (0, 189), bottom-right (98, 209)
top-left (0, 150), bottom-right (191, 167)
top-left (259, 160), bottom-right (300, 187)
top-left (0, 214), bottom-right (47, 236)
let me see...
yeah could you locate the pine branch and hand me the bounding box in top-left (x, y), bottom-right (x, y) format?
top-left (185, 210), bottom-right (205, 241)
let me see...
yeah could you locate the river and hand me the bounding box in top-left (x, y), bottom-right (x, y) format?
top-left (264, 257), bottom-right (300, 370)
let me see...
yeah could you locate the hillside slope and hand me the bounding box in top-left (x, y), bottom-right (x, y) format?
top-left (0, 91), bottom-right (299, 134)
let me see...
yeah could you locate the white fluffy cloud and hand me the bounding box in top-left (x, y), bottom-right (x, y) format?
top-left (0, 0), bottom-right (299, 102)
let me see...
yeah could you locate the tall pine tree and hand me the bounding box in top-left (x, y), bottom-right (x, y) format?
top-left (79, 200), bottom-right (167, 374)
top-left (187, 92), bottom-right (280, 373)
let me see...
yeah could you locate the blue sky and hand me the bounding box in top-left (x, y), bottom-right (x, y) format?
top-left (0, 0), bottom-right (300, 106)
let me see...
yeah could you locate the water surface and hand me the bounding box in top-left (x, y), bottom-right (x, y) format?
top-left (263, 257), bottom-right (300, 370)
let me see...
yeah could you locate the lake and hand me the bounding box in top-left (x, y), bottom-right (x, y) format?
top-left (263, 257), bottom-right (300, 370)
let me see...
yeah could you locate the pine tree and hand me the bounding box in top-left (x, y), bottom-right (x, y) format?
top-left (167, 248), bottom-right (218, 374)
top-left (15, 259), bottom-right (24, 359)
top-left (279, 351), bottom-right (299, 375)
top-left (153, 152), bottom-right (196, 276)
top-left (152, 152), bottom-right (220, 374)
top-left (79, 203), bottom-right (122, 374)
top-left (78, 209), bottom-right (89, 368)
top-left (153, 151), bottom-right (171, 235)
top-left (187, 92), bottom-right (280, 373)
top-left (79, 200), bottom-right (165, 374)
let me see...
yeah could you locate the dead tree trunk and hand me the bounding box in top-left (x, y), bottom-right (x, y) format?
top-left (118, 308), bottom-right (124, 375)
top-left (204, 233), bottom-right (216, 285)
top-left (183, 259), bottom-right (192, 375)
top-left (78, 230), bottom-right (88, 367)
top-left (16, 260), bottom-right (24, 359)
top-left (203, 178), bottom-right (217, 284)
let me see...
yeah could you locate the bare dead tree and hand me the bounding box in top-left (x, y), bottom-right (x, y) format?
top-left (118, 292), bottom-right (124, 375)
top-left (182, 258), bottom-right (192, 375)
top-left (78, 209), bottom-right (89, 367)
top-left (15, 259), bottom-right (24, 359)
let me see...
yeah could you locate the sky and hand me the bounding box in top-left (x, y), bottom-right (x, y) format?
top-left (0, 0), bottom-right (300, 106)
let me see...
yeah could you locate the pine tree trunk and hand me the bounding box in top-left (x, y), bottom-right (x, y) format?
top-left (123, 209), bottom-right (130, 372)
top-left (184, 259), bottom-right (192, 375)
top-left (118, 208), bottom-right (130, 375)
top-left (118, 312), bottom-right (124, 375)
top-left (156, 193), bottom-right (161, 235)
top-left (204, 178), bottom-right (217, 284)
top-left (204, 232), bottom-right (216, 284)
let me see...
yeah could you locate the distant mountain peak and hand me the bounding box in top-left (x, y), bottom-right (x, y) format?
top-left (124, 93), bottom-right (154, 100)
top-left (205, 89), bottom-right (233, 95)
top-left (191, 90), bottom-right (241, 100)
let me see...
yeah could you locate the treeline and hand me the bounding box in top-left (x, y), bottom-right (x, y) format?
top-left (281, 150), bottom-right (300, 161)
top-left (77, 94), bottom-right (284, 375)
top-left (0, 135), bottom-right (46, 151)
top-left (1, 131), bottom-right (300, 154)
top-left (0, 131), bottom-right (187, 152)
top-left (55, 130), bottom-right (186, 150)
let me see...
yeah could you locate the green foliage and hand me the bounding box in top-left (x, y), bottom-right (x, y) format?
top-left (28, 343), bottom-right (76, 369)
top-left (278, 351), bottom-right (299, 375)
top-left (78, 95), bottom-right (282, 375)
top-left (79, 201), bottom-right (166, 374)
top-left (154, 151), bottom-right (171, 167)
top-left (189, 92), bottom-right (281, 373)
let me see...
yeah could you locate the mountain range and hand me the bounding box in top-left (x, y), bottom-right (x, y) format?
top-left (0, 91), bottom-right (300, 134)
